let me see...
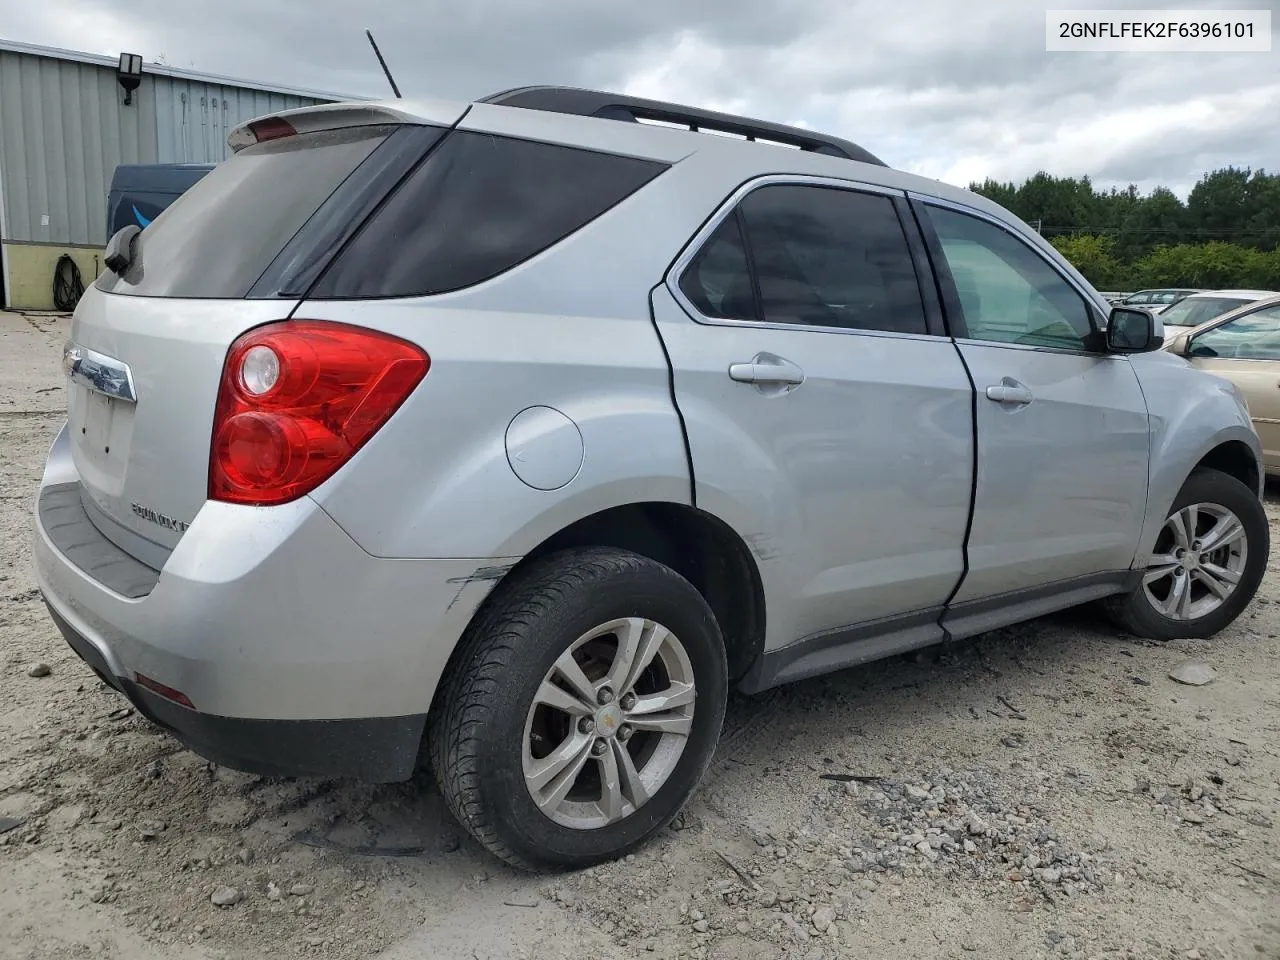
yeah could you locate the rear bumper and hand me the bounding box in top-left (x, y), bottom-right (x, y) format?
top-left (33, 421), bottom-right (517, 781)
top-left (46, 600), bottom-right (424, 780)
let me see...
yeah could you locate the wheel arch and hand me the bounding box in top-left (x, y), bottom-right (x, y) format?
top-left (1137, 423), bottom-right (1264, 566)
top-left (449, 501), bottom-right (767, 691)
top-left (1194, 439), bottom-right (1262, 498)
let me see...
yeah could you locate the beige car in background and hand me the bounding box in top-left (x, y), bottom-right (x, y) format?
top-left (1165, 293), bottom-right (1280, 476)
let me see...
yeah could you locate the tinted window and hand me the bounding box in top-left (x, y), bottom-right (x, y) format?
top-left (736, 185), bottom-right (927, 334)
top-left (311, 132), bottom-right (668, 298)
top-left (1190, 305), bottom-right (1280, 360)
top-left (927, 207), bottom-right (1094, 350)
top-left (1159, 296), bottom-right (1250, 328)
top-left (96, 126), bottom-right (393, 299)
top-left (678, 215), bottom-right (757, 321)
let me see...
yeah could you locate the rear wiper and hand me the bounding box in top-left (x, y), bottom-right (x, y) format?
top-left (104, 225), bottom-right (141, 274)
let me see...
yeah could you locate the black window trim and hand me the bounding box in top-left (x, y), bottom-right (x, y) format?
top-left (666, 174), bottom-right (947, 342)
top-left (909, 194), bottom-right (1115, 357)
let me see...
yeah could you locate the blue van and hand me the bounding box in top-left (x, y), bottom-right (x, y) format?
top-left (106, 163), bottom-right (215, 238)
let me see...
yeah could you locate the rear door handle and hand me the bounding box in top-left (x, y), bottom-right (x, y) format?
top-left (728, 353), bottom-right (805, 386)
top-left (985, 380), bottom-right (1034, 405)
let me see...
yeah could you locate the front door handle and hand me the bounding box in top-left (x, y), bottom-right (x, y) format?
top-left (985, 380), bottom-right (1034, 405)
top-left (728, 353), bottom-right (805, 386)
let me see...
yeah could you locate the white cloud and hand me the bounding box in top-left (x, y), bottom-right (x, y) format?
top-left (4, 0), bottom-right (1275, 195)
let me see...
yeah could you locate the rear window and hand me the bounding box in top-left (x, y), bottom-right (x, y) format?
top-left (307, 132), bottom-right (669, 299)
top-left (96, 126), bottom-right (394, 299)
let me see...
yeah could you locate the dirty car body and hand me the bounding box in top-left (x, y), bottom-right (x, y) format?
top-left (33, 87), bottom-right (1269, 869)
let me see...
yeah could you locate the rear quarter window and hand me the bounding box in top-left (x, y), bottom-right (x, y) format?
top-left (307, 132), bottom-right (669, 299)
top-left (96, 126), bottom-right (395, 299)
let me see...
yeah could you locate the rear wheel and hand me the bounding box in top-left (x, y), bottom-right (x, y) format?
top-left (1107, 468), bottom-right (1268, 640)
top-left (428, 547), bottom-right (727, 870)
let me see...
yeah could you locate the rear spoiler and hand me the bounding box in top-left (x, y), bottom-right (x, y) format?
top-left (227, 98), bottom-right (468, 152)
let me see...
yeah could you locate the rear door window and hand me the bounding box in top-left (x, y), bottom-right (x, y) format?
top-left (676, 183), bottom-right (930, 336)
top-left (308, 132), bottom-right (669, 298)
top-left (738, 185), bottom-right (928, 334)
top-left (96, 125), bottom-right (395, 299)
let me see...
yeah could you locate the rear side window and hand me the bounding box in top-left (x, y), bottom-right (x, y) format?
top-left (309, 132), bottom-right (669, 298)
top-left (678, 215), bottom-right (758, 322)
top-left (677, 183), bottom-right (929, 336)
top-left (96, 126), bottom-right (394, 299)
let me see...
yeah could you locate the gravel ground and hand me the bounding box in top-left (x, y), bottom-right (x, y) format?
top-left (1, 309), bottom-right (1277, 960)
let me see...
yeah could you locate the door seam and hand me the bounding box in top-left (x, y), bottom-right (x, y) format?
top-left (646, 282), bottom-right (697, 508)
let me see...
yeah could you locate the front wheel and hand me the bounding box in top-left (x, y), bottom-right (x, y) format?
top-left (1107, 468), bottom-right (1269, 640)
top-left (428, 547), bottom-right (727, 871)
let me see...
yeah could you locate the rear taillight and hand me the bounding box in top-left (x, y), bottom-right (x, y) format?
top-left (209, 320), bottom-right (428, 506)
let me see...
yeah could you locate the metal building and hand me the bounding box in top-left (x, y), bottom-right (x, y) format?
top-left (0, 38), bottom-right (355, 309)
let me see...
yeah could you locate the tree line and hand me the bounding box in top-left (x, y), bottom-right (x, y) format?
top-left (968, 167), bottom-right (1280, 291)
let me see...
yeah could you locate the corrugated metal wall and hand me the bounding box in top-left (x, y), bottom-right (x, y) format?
top-left (153, 78), bottom-right (322, 165)
top-left (0, 49), bottom-right (157, 246)
top-left (0, 50), bottom-right (326, 247)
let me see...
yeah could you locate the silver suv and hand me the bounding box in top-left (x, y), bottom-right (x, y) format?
top-left (34, 87), bottom-right (1269, 870)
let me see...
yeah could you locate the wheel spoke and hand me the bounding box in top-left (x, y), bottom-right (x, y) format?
top-left (534, 678), bottom-right (593, 717)
top-left (597, 743), bottom-right (624, 823)
top-left (608, 618), bottom-right (669, 695)
top-left (1194, 568), bottom-right (1230, 601)
top-left (1198, 515), bottom-right (1244, 554)
top-left (1168, 510), bottom-right (1194, 549)
top-left (626, 712), bottom-right (693, 737)
top-left (1201, 561), bottom-right (1241, 586)
top-left (1174, 573), bottom-right (1193, 618)
top-left (613, 740), bottom-right (649, 809)
top-left (1143, 563), bottom-right (1179, 586)
top-left (551, 649), bottom-right (597, 705)
top-left (628, 681), bottom-right (696, 715)
top-left (526, 729), bottom-right (593, 796)
top-left (1159, 573), bottom-right (1189, 617)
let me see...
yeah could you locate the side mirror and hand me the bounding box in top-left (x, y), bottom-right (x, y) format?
top-left (1165, 331), bottom-right (1193, 356)
top-left (1106, 306), bottom-right (1163, 354)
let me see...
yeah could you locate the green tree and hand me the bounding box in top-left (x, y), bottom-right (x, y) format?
top-left (1115, 187), bottom-right (1187, 262)
top-left (1050, 234), bottom-right (1121, 289)
top-left (1187, 167), bottom-right (1249, 244)
top-left (967, 167), bottom-right (1280, 288)
top-left (969, 178), bottom-right (1018, 213)
top-left (1131, 242), bottom-right (1270, 288)
top-left (1243, 171), bottom-right (1280, 251)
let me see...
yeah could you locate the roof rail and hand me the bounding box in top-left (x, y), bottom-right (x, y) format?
top-left (480, 85), bottom-right (887, 167)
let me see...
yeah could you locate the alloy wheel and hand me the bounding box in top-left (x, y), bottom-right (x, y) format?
top-left (522, 617), bottom-right (696, 830)
top-left (1143, 501), bottom-right (1248, 621)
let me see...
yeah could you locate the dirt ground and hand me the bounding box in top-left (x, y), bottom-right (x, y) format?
top-left (1, 309), bottom-right (1277, 960)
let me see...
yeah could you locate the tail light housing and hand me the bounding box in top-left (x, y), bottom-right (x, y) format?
top-left (209, 320), bottom-right (428, 506)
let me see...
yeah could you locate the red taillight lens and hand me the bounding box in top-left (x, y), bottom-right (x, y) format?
top-left (209, 321), bottom-right (429, 506)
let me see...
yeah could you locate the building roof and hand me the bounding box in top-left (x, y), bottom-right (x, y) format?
top-left (0, 37), bottom-right (364, 102)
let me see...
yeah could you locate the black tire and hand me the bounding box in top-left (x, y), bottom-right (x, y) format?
top-left (427, 547), bottom-right (727, 871)
top-left (1106, 467), bottom-right (1268, 640)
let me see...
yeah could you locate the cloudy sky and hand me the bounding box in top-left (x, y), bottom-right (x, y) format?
top-left (6, 0), bottom-right (1277, 196)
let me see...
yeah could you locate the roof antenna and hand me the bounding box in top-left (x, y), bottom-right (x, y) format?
top-left (365, 29), bottom-right (402, 98)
